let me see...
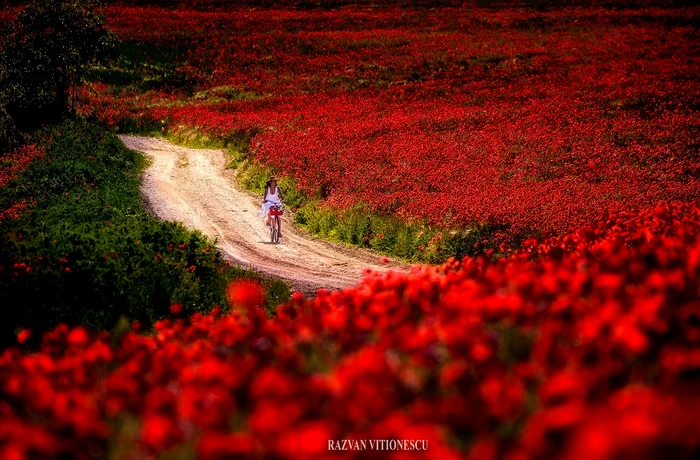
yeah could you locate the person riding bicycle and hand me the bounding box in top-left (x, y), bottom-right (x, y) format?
top-left (258, 175), bottom-right (284, 237)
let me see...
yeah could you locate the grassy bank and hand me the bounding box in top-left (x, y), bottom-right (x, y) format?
top-left (121, 124), bottom-right (500, 264)
top-left (0, 120), bottom-right (289, 347)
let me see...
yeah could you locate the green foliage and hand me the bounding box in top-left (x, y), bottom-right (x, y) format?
top-left (0, 120), bottom-right (144, 226)
top-left (236, 158), bottom-right (274, 194)
top-left (0, 0), bottom-right (118, 129)
top-left (2, 222), bottom-right (217, 339)
top-left (295, 202), bottom-right (492, 263)
top-left (193, 86), bottom-right (264, 103)
top-left (0, 120), bottom-right (289, 347)
top-left (86, 40), bottom-right (196, 93)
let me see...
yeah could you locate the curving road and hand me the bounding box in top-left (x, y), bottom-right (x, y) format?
top-left (119, 135), bottom-right (405, 295)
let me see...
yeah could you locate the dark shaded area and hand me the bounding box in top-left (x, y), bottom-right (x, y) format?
top-left (85, 41), bottom-right (196, 92)
top-left (0, 0), bottom-right (118, 131)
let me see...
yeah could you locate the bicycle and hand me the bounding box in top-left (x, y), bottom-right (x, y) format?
top-left (268, 204), bottom-right (284, 244)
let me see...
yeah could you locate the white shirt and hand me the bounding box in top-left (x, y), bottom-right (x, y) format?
top-left (266, 185), bottom-right (281, 204)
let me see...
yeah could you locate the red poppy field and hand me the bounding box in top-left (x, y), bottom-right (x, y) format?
top-left (3, 202), bottom-right (700, 458)
top-left (86, 1), bottom-right (700, 242)
top-left (1, 0), bottom-right (700, 458)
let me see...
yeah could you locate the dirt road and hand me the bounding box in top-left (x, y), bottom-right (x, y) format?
top-left (119, 135), bottom-right (405, 295)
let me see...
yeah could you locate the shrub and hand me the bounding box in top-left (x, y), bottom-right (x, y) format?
top-left (0, 120), bottom-right (289, 347)
top-left (1, 221), bottom-right (227, 344)
top-left (0, 0), bottom-right (118, 129)
top-left (0, 119), bottom-right (144, 227)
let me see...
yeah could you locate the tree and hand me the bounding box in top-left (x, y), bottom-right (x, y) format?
top-left (0, 0), bottom-right (118, 129)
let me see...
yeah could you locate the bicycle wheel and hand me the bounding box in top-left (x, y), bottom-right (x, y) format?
top-left (269, 217), bottom-right (277, 243)
top-left (273, 217), bottom-right (280, 243)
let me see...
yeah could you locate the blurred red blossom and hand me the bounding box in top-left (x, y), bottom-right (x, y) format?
top-left (1, 203), bottom-right (699, 458)
top-left (170, 303), bottom-right (183, 316)
top-left (226, 279), bottom-right (266, 312)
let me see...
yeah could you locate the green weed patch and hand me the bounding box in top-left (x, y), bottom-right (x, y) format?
top-left (0, 120), bottom-right (288, 347)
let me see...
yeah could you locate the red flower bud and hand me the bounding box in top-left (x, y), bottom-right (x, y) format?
top-left (170, 302), bottom-right (183, 316)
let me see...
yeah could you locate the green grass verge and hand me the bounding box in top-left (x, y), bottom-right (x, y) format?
top-left (0, 119), bottom-right (289, 348)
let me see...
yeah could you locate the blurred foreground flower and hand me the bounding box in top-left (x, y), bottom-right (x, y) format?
top-left (226, 279), bottom-right (266, 312)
